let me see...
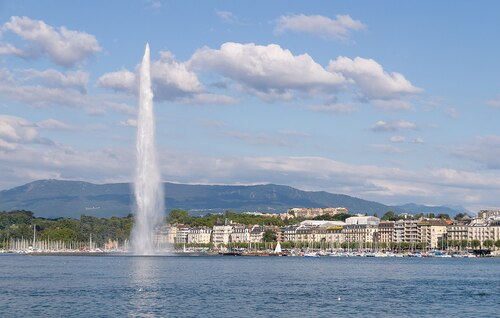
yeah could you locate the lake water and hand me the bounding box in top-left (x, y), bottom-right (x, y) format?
top-left (0, 254), bottom-right (498, 317)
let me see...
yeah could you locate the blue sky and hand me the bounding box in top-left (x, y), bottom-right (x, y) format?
top-left (0, 0), bottom-right (500, 211)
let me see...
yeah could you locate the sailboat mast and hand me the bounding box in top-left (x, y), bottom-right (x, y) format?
top-left (33, 224), bottom-right (36, 247)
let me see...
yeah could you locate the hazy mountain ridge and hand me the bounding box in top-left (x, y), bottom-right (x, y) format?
top-left (0, 180), bottom-right (465, 218)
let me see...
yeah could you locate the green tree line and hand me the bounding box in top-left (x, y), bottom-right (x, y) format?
top-left (0, 210), bottom-right (133, 246)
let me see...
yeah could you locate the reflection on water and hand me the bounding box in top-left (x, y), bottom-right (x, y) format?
top-left (129, 257), bottom-right (165, 317)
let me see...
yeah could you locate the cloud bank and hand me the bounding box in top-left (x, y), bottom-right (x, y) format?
top-left (275, 14), bottom-right (365, 41)
top-left (0, 16), bottom-right (101, 67)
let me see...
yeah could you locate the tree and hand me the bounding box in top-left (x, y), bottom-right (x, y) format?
top-left (262, 230), bottom-right (277, 242)
top-left (454, 213), bottom-right (469, 220)
top-left (437, 214), bottom-right (450, 220)
top-left (414, 213), bottom-right (424, 219)
top-left (382, 211), bottom-right (396, 221)
top-left (168, 209), bottom-right (190, 224)
top-left (448, 240), bottom-right (458, 249)
top-left (483, 240), bottom-right (494, 249)
top-left (41, 227), bottom-right (77, 242)
top-left (416, 242), bottom-right (426, 250)
top-left (0, 210), bottom-right (34, 229)
top-left (313, 213), bottom-right (351, 222)
top-left (471, 240), bottom-right (481, 249)
top-left (460, 240), bottom-right (468, 249)
top-left (331, 213), bottom-right (351, 222)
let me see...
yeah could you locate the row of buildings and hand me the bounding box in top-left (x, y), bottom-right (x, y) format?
top-left (157, 210), bottom-right (500, 250)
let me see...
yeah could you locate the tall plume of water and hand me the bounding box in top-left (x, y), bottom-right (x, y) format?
top-left (131, 43), bottom-right (165, 255)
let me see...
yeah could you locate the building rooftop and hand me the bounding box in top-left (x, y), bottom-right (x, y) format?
top-left (345, 216), bottom-right (380, 226)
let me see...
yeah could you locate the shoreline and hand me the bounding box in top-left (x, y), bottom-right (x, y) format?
top-left (2, 250), bottom-right (498, 258)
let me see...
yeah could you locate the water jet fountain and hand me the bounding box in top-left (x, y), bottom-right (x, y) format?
top-left (131, 43), bottom-right (165, 255)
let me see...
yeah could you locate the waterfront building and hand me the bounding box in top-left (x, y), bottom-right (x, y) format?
top-left (468, 218), bottom-right (500, 248)
top-left (212, 223), bottom-right (233, 245)
top-left (377, 221), bottom-right (395, 244)
top-left (155, 225), bottom-right (177, 244)
top-left (446, 221), bottom-right (469, 243)
top-left (282, 225), bottom-right (300, 242)
top-left (250, 225), bottom-right (265, 243)
top-left (394, 220), bottom-right (404, 243)
top-left (344, 216), bottom-right (380, 245)
top-left (295, 226), bottom-right (313, 244)
top-left (402, 219), bottom-right (419, 244)
top-left (230, 224), bottom-right (251, 243)
top-left (288, 207), bottom-right (349, 219)
top-left (282, 221), bottom-right (345, 245)
top-left (417, 219), bottom-right (448, 249)
top-left (154, 225), bottom-right (177, 245)
top-left (175, 227), bottom-right (190, 244)
top-left (187, 227), bottom-right (212, 244)
top-left (300, 220), bottom-right (345, 245)
top-left (314, 225), bottom-right (344, 247)
top-left (478, 210), bottom-right (500, 220)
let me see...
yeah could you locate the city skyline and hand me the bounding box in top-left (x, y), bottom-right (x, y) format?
top-left (1, 1), bottom-right (500, 211)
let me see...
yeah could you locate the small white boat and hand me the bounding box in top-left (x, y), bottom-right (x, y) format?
top-left (304, 252), bottom-right (320, 258)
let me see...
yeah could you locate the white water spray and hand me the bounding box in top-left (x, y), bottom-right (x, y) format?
top-left (131, 43), bottom-right (165, 255)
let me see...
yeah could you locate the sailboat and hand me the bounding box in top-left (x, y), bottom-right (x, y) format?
top-left (274, 241), bottom-right (282, 254)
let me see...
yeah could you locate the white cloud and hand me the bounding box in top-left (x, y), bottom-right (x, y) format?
top-left (0, 69), bottom-right (134, 115)
top-left (412, 137), bottom-right (424, 144)
top-left (371, 99), bottom-right (414, 111)
top-left (328, 56), bottom-right (422, 102)
top-left (0, 43), bottom-right (25, 56)
top-left (221, 130), bottom-right (293, 147)
top-left (0, 115), bottom-right (40, 150)
top-left (0, 143), bottom-right (133, 190)
top-left (201, 123), bottom-right (309, 148)
top-left (36, 118), bottom-right (74, 130)
top-left (98, 51), bottom-right (233, 104)
top-left (371, 120), bottom-right (418, 132)
top-left (189, 42), bottom-right (345, 100)
top-left (151, 51), bottom-right (204, 99)
top-left (216, 11), bottom-right (238, 24)
top-left (0, 79), bottom-right (83, 108)
top-left (97, 69), bottom-right (137, 93)
top-left (177, 93), bottom-right (237, 105)
top-left (120, 119), bottom-right (137, 127)
top-left (307, 103), bottom-right (358, 114)
top-left (450, 135), bottom-right (500, 169)
top-left (19, 68), bottom-right (89, 93)
top-left (390, 136), bottom-right (406, 143)
top-left (1, 16), bottom-right (101, 67)
top-left (275, 14), bottom-right (365, 41)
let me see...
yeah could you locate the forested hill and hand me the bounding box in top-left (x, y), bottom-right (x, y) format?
top-left (0, 180), bottom-right (464, 219)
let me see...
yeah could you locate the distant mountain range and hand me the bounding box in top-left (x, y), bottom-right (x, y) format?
top-left (0, 179), bottom-right (466, 219)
